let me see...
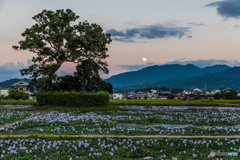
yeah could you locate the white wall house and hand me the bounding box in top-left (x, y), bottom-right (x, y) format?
top-left (210, 89), bottom-right (220, 95)
top-left (113, 93), bottom-right (123, 100)
top-left (0, 89), bottom-right (9, 97)
top-left (183, 90), bottom-right (194, 96)
top-left (147, 89), bottom-right (157, 98)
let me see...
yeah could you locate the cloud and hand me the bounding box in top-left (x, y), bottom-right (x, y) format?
top-left (0, 61), bottom-right (30, 82)
top-left (126, 22), bottom-right (135, 25)
top-left (234, 25), bottom-right (239, 28)
top-left (0, 59), bottom-right (73, 82)
top-left (117, 59), bottom-right (240, 71)
top-left (187, 35), bottom-right (193, 38)
top-left (113, 38), bottom-right (135, 42)
top-left (118, 62), bottom-right (157, 71)
top-left (106, 24), bottom-right (191, 43)
top-left (206, 0), bottom-right (240, 19)
top-left (186, 23), bottom-right (206, 26)
top-left (0, 36), bottom-right (13, 42)
top-left (107, 29), bottom-right (125, 37)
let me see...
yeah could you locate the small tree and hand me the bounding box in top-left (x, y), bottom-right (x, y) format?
top-left (7, 89), bottom-right (29, 100)
top-left (213, 92), bottom-right (221, 99)
top-left (167, 94), bottom-right (175, 99)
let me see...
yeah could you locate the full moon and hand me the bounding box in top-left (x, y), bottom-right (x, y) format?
top-left (142, 57), bottom-right (147, 62)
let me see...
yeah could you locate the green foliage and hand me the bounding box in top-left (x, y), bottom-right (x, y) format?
top-left (7, 89), bottom-right (29, 100)
top-left (194, 94), bottom-right (201, 100)
top-left (167, 94), bottom-right (175, 99)
top-left (225, 89), bottom-right (237, 99)
top-left (52, 75), bottom-right (113, 94)
top-left (0, 99), bottom-right (36, 105)
top-left (13, 9), bottom-right (112, 91)
top-left (109, 99), bottom-right (221, 106)
top-left (36, 91), bottom-right (109, 107)
top-left (214, 92), bottom-right (221, 99)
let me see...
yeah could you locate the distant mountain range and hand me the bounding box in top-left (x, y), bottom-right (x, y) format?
top-left (104, 64), bottom-right (240, 91)
top-left (1, 64), bottom-right (239, 92)
top-left (0, 78), bottom-right (31, 88)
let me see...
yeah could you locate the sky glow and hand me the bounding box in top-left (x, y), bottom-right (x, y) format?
top-left (0, 0), bottom-right (240, 81)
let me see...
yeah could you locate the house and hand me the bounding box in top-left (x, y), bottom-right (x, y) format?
top-left (127, 92), bottom-right (136, 99)
top-left (183, 89), bottom-right (194, 96)
top-left (113, 93), bottom-right (123, 100)
top-left (220, 88), bottom-right (232, 94)
top-left (11, 81), bottom-right (29, 91)
top-left (0, 88), bottom-right (9, 97)
top-left (147, 89), bottom-right (156, 98)
top-left (210, 89), bottom-right (220, 95)
top-left (176, 92), bottom-right (184, 99)
top-left (186, 94), bottom-right (195, 101)
top-left (136, 91), bottom-right (144, 99)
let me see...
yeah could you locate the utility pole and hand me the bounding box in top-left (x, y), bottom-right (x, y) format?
top-left (124, 86), bottom-right (126, 100)
top-left (134, 87), bottom-right (135, 100)
top-left (224, 80), bottom-right (227, 89)
top-left (157, 85), bottom-right (159, 99)
top-left (205, 85), bottom-right (207, 92)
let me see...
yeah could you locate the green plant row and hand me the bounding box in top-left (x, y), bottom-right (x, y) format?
top-left (109, 101), bottom-right (220, 106)
top-left (0, 99), bottom-right (36, 105)
top-left (36, 91), bottom-right (109, 107)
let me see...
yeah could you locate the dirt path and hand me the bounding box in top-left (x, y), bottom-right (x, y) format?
top-left (0, 111), bottom-right (55, 129)
top-left (1, 134), bottom-right (240, 139)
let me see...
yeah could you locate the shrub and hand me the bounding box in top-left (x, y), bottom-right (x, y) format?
top-left (214, 92), bottom-right (221, 99)
top-left (225, 89), bottom-right (237, 99)
top-left (36, 91), bottom-right (109, 107)
top-left (7, 89), bottom-right (29, 100)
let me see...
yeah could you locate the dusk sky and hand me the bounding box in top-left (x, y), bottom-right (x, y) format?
top-left (1, 0), bottom-right (240, 82)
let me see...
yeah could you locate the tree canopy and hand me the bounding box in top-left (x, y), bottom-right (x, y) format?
top-left (13, 9), bottom-right (112, 92)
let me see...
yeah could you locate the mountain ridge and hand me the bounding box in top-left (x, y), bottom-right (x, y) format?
top-left (105, 64), bottom-right (231, 87)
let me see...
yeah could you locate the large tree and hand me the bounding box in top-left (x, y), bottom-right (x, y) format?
top-left (13, 9), bottom-right (112, 91)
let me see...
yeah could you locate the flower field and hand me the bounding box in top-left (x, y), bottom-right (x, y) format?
top-left (0, 110), bottom-right (46, 126)
top-left (0, 137), bottom-right (240, 159)
top-left (1, 105), bottom-right (240, 159)
top-left (1, 106), bottom-right (240, 135)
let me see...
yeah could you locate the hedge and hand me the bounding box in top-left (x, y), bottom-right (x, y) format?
top-left (36, 91), bottom-right (109, 107)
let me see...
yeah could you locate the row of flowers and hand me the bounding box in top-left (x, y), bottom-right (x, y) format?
top-left (0, 110), bottom-right (45, 126)
top-left (1, 110), bottom-right (240, 135)
top-left (0, 138), bottom-right (240, 159)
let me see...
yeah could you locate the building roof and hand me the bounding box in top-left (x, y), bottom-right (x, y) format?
top-left (220, 88), bottom-right (232, 92)
top-left (11, 81), bottom-right (29, 87)
top-left (211, 89), bottom-right (220, 92)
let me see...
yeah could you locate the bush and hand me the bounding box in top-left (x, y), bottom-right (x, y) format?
top-left (225, 89), bottom-right (237, 99)
top-left (36, 91), bottom-right (109, 107)
top-left (7, 89), bottom-right (29, 100)
top-left (214, 92), bottom-right (221, 99)
top-left (167, 94), bottom-right (175, 99)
